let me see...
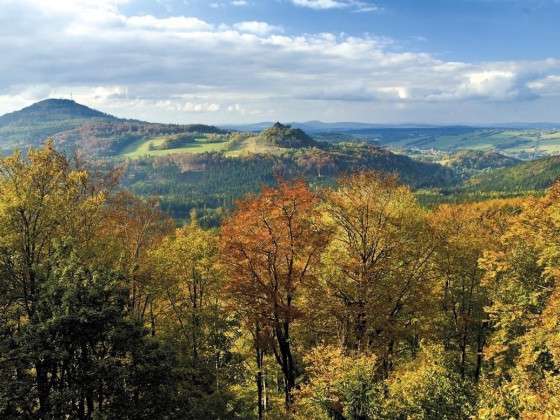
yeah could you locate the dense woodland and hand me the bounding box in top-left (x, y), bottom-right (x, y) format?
top-left (1, 142), bottom-right (559, 419)
top-left (121, 142), bottom-right (456, 225)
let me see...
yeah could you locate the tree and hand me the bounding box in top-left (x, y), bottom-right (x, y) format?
top-left (103, 191), bottom-right (174, 327)
top-left (384, 343), bottom-right (476, 419)
top-left (294, 346), bottom-right (381, 420)
top-left (0, 144), bottom-right (180, 419)
top-left (319, 172), bottom-right (436, 371)
top-left (0, 142), bottom-right (109, 417)
top-left (150, 218), bottom-right (247, 418)
top-left (220, 180), bottom-right (329, 409)
top-left (429, 200), bottom-right (518, 380)
top-left (477, 186), bottom-right (560, 418)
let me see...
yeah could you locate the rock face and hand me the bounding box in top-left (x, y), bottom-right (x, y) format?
top-left (258, 122), bottom-right (319, 149)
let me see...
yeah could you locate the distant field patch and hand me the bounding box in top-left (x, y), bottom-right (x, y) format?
top-left (379, 129), bottom-right (560, 158)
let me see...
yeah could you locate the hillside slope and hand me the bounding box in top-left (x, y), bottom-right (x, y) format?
top-left (123, 141), bottom-right (457, 221)
top-left (464, 155), bottom-right (560, 191)
top-left (0, 99), bottom-right (117, 148)
top-left (0, 98), bottom-right (113, 124)
top-left (0, 99), bottom-right (224, 155)
top-left (444, 150), bottom-right (520, 171)
top-left (327, 126), bottom-right (560, 158)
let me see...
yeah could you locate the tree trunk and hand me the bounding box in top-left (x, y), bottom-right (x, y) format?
top-left (275, 321), bottom-right (296, 409)
top-left (36, 361), bottom-right (51, 419)
top-left (474, 322), bottom-right (486, 381)
top-left (255, 323), bottom-right (265, 420)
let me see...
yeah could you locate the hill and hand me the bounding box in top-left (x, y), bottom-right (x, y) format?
top-left (463, 155), bottom-right (560, 192)
top-left (0, 99), bottom-right (224, 155)
top-left (0, 99), bottom-right (114, 125)
top-left (56, 121), bottom-right (225, 156)
top-left (258, 122), bottom-right (318, 148)
top-left (122, 141), bottom-right (457, 223)
top-left (444, 150), bottom-right (520, 171)
top-left (0, 99), bottom-right (117, 148)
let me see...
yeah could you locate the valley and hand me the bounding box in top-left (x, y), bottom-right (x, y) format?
top-left (2, 99), bottom-right (560, 225)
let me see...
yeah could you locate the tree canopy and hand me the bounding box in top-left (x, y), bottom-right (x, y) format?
top-left (1, 143), bottom-right (559, 419)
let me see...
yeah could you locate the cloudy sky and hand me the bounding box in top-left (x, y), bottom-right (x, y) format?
top-left (1, 0), bottom-right (560, 124)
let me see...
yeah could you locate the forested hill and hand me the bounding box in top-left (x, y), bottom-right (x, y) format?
top-left (0, 99), bottom-right (117, 148)
top-left (123, 143), bottom-right (457, 223)
top-left (444, 150), bottom-right (520, 171)
top-left (464, 155), bottom-right (560, 191)
top-left (0, 99), bottom-right (224, 154)
top-left (0, 99), bottom-right (115, 124)
top-left (258, 122), bottom-right (318, 148)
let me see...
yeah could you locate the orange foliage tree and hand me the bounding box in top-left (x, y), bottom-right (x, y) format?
top-left (220, 180), bottom-right (330, 409)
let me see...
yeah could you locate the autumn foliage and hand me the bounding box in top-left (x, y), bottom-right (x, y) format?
top-left (220, 180), bottom-right (329, 408)
top-left (2, 144), bottom-right (560, 419)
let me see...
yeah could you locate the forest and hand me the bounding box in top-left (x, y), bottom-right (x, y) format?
top-left (1, 142), bottom-right (559, 419)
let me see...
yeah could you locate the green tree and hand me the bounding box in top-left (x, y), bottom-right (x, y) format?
top-left (385, 344), bottom-right (476, 420)
top-left (151, 219), bottom-right (246, 418)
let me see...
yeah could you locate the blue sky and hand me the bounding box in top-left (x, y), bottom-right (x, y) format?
top-left (1, 0), bottom-right (559, 124)
top-left (128, 0), bottom-right (560, 62)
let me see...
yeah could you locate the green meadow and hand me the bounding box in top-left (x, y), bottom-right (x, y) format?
top-left (119, 135), bottom-right (231, 158)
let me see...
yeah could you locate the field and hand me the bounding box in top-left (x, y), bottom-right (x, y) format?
top-left (346, 127), bottom-right (560, 158)
top-left (117, 132), bottom-right (294, 159)
top-left (118, 134), bottom-right (231, 158)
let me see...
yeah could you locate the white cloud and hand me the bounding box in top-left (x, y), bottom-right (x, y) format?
top-left (528, 75), bottom-right (560, 96)
top-left (233, 21), bottom-right (283, 35)
top-left (184, 102), bottom-right (220, 112)
top-left (290, 0), bottom-right (379, 12)
top-left (0, 0), bottom-right (559, 123)
top-left (460, 70), bottom-right (517, 99)
top-left (125, 15), bottom-right (213, 32)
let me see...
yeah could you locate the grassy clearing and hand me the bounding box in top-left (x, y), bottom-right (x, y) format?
top-left (225, 135), bottom-right (285, 157)
top-left (119, 135), bottom-right (230, 158)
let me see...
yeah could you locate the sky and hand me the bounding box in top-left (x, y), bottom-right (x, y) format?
top-left (1, 0), bottom-right (560, 124)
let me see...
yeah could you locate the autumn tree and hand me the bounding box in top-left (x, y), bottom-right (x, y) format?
top-left (477, 186), bottom-right (560, 418)
top-left (150, 217), bottom-right (247, 419)
top-left (384, 343), bottom-right (476, 419)
top-left (0, 142), bottom-right (111, 417)
top-left (319, 172), bottom-right (437, 371)
top-left (102, 191), bottom-right (174, 327)
top-left (294, 345), bottom-right (381, 420)
top-left (429, 200), bottom-right (519, 380)
top-left (220, 180), bottom-right (329, 409)
top-left (0, 143), bottom-right (186, 419)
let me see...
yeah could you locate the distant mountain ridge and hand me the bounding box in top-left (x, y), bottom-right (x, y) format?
top-left (222, 121), bottom-right (444, 133)
top-left (2, 99), bottom-right (560, 172)
top-left (222, 121), bottom-right (560, 133)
